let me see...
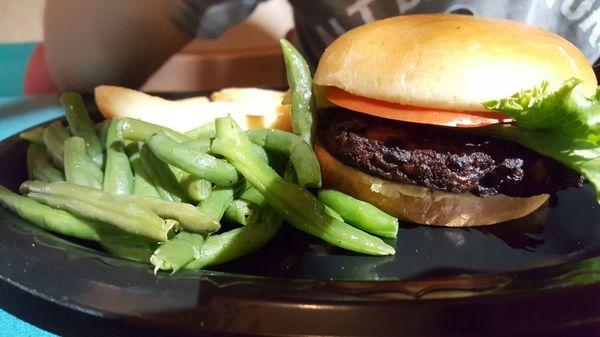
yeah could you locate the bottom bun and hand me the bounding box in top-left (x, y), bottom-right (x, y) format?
top-left (315, 142), bottom-right (549, 227)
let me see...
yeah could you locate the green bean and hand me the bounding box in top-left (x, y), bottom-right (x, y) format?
top-left (20, 127), bottom-right (45, 145)
top-left (185, 150), bottom-right (292, 270)
top-left (63, 137), bottom-right (104, 188)
top-left (246, 129), bottom-right (321, 188)
top-left (185, 205), bottom-right (283, 270)
top-left (0, 185), bottom-right (156, 263)
top-left (95, 121), bottom-right (109, 151)
top-left (151, 232), bottom-right (204, 273)
top-left (26, 191), bottom-right (175, 242)
top-left (223, 199), bottom-right (256, 226)
top-left (117, 118), bottom-right (189, 143)
top-left (185, 121), bottom-right (215, 140)
top-left (133, 167), bottom-right (161, 198)
top-left (280, 39), bottom-right (316, 145)
top-left (185, 123), bottom-right (302, 168)
top-left (197, 186), bottom-right (234, 222)
top-left (60, 92), bottom-right (103, 166)
top-left (43, 121), bottom-right (70, 168)
top-left (184, 177), bottom-right (212, 202)
top-left (182, 139), bottom-right (212, 153)
top-left (237, 181), bottom-right (266, 206)
top-left (128, 145), bottom-right (161, 198)
top-left (181, 139), bottom-right (265, 162)
top-left (324, 204), bottom-right (344, 221)
top-left (236, 153), bottom-right (291, 208)
top-left (133, 172), bottom-right (160, 198)
top-left (162, 119), bottom-right (292, 167)
top-left (211, 117), bottom-right (394, 255)
top-left (22, 176), bottom-right (216, 234)
top-left (251, 143), bottom-right (270, 164)
top-left (103, 120), bottom-right (134, 195)
top-left (170, 165), bottom-right (190, 184)
top-left (119, 194), bottom-right (220, 234)
top-left (0, 185), bottom-right (102, 241)
top-left (21, 181), bottom-right (175, 242)
top-left (101, 238), bottom-right (156, 263)
top-left (139, 144), bottom-right (186, 202)
top-left (318, 189), bottom-right (398, 238)
top-left (146, 131), bottom-right (239, 186)
top-left (27, 144), bottom-right (64, 182)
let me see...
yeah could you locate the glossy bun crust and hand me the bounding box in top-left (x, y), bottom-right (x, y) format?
top-left (313, 14), bottom-right (596, 112)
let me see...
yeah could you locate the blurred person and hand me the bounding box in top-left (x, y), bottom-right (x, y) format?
top-left (40, 0), bottom-right (600, 92)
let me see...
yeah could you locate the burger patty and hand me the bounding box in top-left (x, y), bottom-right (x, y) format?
top-left (318, 107), bottom-right (584, 198)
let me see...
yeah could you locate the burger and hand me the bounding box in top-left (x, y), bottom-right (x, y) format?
top-left (312, 14), bottom-right (598, 227)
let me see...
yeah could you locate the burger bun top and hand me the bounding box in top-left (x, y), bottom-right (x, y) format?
top-left (313, 14), bottom-right (597, 112)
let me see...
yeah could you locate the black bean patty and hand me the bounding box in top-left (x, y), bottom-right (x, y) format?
top-left (318, 107), bottom-right (584, 197)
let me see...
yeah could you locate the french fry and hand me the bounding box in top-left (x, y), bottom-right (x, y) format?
top-left (94, 86), bottom-right (291, 132)
top-left (210, 87), bottom-right (285, 104)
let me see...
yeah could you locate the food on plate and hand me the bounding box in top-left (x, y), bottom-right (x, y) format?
top-left (0, 39), bottom-right (400, 274)
top-left (313, 14), bottom-right (600, 226)
top-left (209, 87), bottom-right (285, 104)
top-left (2, 14), bottom-right (600, 274)
top-left (211, 116), bottom-right (394, 256)
top-left (95, 85), bottom-right (292, 132)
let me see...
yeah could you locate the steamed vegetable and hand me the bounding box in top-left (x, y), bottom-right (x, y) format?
top-left (224, 199), bottom-right (256, 226)
top-left (318, 189), bottom-right (398, 238)
top-left (146, 131), bottom-right (240, 186)
top-left (151, 232), bottom-right (205, 273)
top-left (0, 185), bottom-right (103, 241)
top-left (20, 127), bottom-right (45, 145)
top-left (118, 194), bottom-right (219, 234)
top-left (246, 129), bottom-right (321, 188)
top-left (127, 142), bottom-right (161, 198)
top-left (95, 121), bottom-right (109, 150)
top-left (64, 137), bottom-right (103, 188)
top-left (103, 120), bottom-right (134, 195)
top-left (21, 181), bottom-right (176, 242)
top-left (43, 121), bottom-right (70, 168)
top-left (198, 186), bottom-right (235, 222)
top-left (117, 117), bottom-right (189, 143)
top-left (211, 116), bottom-right (395, 256)
top-left (0, 39), bottom-right (403, 274)
top-left (61, 92), bottom-right (104, 166)
top-left (483, 79), bottom-right (600, 202)
top-left (280, 39), bottom-right (316, 145)
top-left (183, 177), bottom-right (212, 202)
top-left (185, 205), bottom-right (283, 270)
top-left (139, 143), bottom-right (186, 202)
top-left (185, 164), bottom-right (297, 270)
top-left (27, 144), bottom-right (64, 183)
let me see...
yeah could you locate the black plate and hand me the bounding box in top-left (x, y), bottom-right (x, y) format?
top-left (1, 118), bottom-right (600, 336)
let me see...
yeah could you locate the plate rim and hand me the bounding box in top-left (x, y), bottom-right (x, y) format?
top-left (2, 115), bottom-right (600, 336)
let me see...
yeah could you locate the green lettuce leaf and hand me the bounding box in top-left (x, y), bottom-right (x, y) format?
top-left (484, 78), bottom-right (600, 142)
top-left (482, 79), bottom-right (600, 202)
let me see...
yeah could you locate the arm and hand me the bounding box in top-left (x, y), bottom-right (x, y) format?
top-left (44, 0), bottom-right (193, 92)
top-left (43, 0), bottom-right (268, 92)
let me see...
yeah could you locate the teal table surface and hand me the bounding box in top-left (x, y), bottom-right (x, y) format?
top-left (0, 43), bottom-right (35, 97)
top-left (0, 95), bottom-right (63, 337)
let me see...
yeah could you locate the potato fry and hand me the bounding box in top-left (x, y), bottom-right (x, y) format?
top-left (94, 86), bottom-right (291, 132)
top-left (210, 87), bottom-right (285, 104)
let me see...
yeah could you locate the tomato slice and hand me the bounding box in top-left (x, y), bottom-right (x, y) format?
top-left (324, 86), bottom-right (513, 128)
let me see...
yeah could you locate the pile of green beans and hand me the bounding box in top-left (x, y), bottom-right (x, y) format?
top-left (212, 117), bottom-right (395, 256)
top-left (1, 40), bottom-right (401, 273)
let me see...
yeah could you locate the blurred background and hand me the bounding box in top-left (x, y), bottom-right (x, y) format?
top-left (0, 0), bottom-right (292, 96)
top-left (3, 0), bottom-right (599, 96)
